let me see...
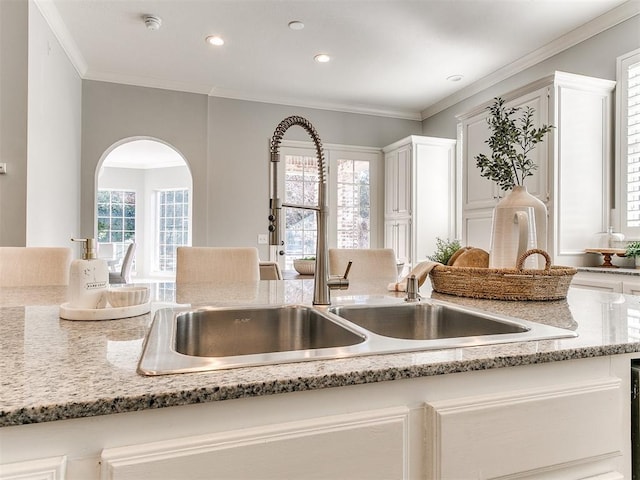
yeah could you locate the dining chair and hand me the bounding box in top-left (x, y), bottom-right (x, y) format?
top-left (0, 247), bottom-right (73, 287)
top-left (259, 261), bottom-right (283, 280)
top-left (328, 248), bottom-right (398, 285)
top-left (109, 242), bottom-right (136, 284)
top-left (176, 247), bottom-right (260, 283)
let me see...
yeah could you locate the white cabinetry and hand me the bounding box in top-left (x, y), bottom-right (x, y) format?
top-left (572, 270), bottom-right (640, 294)
top-left (100, 408), bottom-right (409, 480)
top-left (459, 72), bottom-right (615, 264)
top-left (0, 355), bottom-right (636, 480)
top-left (383, 135), bottom-right (457, 266)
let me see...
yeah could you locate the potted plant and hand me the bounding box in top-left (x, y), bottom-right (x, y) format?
top-left (428, 237), bottom-right (461, 265)
top-left (625, 242), bottom-right (640, 268)
top-left (475, 97), bottom-right (554, 191)
top-left (475, 97), bottom-right (553, 268)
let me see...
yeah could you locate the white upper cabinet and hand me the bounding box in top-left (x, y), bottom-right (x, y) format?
top-left (383, 136), bottom-right (457, 266)
top-left (458, 72), bottom-right (615, 266)
top-left (384, 144), bottom-right (412, 217)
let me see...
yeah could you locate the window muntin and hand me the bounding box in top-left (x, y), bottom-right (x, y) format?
top-left (157, 189), bottom-right (190, 272)
top-left (97, 189), bottom-right (136, 260)
top-left (336, 159), bottom-right (370, 249)
top-left (279, 143), bottom-right (380, 271)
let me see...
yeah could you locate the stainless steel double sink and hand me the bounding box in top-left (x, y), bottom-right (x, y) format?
top-left (137, 299), bottom-right (577, 375)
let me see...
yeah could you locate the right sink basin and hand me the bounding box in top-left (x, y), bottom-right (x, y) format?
top-left (328, 302), bottom-right (529, 340)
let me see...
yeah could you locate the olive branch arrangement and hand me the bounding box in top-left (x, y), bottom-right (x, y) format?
top-left (475, 97), bottom-right (553, 191)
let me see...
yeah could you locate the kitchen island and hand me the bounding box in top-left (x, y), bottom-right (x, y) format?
top-left (1, 280), bottom-right (638, 479)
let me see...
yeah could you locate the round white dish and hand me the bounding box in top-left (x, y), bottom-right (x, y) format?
top-left (59, 301), bottom-right (151, 321)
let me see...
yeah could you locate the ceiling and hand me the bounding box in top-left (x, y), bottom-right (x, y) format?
top-left (38, 0), bottom-right (636, 121)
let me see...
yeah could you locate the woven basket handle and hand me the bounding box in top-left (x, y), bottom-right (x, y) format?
top-left (516, 248), bottom-right (551, 272)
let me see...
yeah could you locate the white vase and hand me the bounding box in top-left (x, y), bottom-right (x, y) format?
top-left (489, 185), bottom-right (548, 269)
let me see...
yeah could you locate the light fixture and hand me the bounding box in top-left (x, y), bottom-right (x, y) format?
top-left (447, 74), bottom-right (463, 82)
top-left (288, 20), bottom-right (305, 30)
top-left (314, 53), bottom-right (331, 63)
top-left (143, 15), bottom-right (162, 31)
top-left (206, 35), bottom-right (225, 46)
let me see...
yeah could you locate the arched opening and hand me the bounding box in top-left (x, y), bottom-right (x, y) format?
top-left (95, 137), bottom-right (192, 281)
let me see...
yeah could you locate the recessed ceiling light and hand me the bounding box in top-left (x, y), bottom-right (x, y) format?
top-left (288, 21), bottom-right (305, 30)
top-left (206, 35), bottom-right (225, 46)
top-left (314, 53), bottom-right (331, 63)
top-left (447, 74), bottom-right (463, 82)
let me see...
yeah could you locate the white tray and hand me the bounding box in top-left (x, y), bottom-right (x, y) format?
top-left (59, 301), bottom-right (151, 321)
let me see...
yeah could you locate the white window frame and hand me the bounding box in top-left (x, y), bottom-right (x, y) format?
top-left (153, 188), bottom-right (192, 275)
top-left (276, 140), bottom-right (383, 265)
top-left (616, 48), bottom-right (640, 239)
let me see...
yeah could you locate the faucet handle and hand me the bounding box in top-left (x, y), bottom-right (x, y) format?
top-left (342, 261), bottom-right (353, 279)
top-left (328, 261), bottom-right (351, 291)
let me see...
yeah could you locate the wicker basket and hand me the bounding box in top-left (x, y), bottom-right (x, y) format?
top-left (429, 249), bottom-right (577, 301)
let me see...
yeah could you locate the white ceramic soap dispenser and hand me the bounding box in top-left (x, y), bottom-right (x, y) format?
top-left (68, 238), bottom-right (108, 309)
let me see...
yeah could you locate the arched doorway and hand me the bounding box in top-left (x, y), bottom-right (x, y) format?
top-left (96, 138), bottom-right (192, 281)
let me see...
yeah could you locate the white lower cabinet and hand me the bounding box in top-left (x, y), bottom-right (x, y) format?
top-left (100, 407), bottom-right (410, 480)
top-left (571, 271), bottom-right (640, 294)
top-left (426, 378), bottom-right (624, 479)
top-left (1, 355), bottom-right (636, 480)
top-left (0, 456), bottom-right (67, 480)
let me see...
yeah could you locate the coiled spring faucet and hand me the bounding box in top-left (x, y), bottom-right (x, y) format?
top-left (268, 115), bottom-right (349, 305)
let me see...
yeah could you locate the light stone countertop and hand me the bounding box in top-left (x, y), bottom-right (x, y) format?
top-left (1, 279), bottom-right (639, 427)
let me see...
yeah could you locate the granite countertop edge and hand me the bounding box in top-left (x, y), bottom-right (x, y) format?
top-left (2, 342), bottom-right (637, 427)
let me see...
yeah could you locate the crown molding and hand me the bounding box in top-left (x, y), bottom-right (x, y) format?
top-left (208, 88), bottom-right (423, 121)
top-left (82, 70), bottom-right (213, 95)
top-left (421, 0), bottom-right (640, 120)
top-left (33, 0), bottom-right (87, 77)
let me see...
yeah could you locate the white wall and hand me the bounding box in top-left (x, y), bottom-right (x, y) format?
top-left (26, 0), bottom-right (82, 247)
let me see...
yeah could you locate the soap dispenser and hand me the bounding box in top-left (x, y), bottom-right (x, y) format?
top-left (68, 238), bottom-right (108, 309)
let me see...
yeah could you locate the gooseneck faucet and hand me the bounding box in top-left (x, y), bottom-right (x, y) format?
top-left (268, 116), bottom-right (349, 305)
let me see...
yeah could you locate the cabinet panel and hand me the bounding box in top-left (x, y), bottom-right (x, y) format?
top-left (0, 456), bottom-right (66, 480)
top-left (426, 378), bottom-right (622, 480)
top-left (385, 146), bottom-right (411, 216)
top-left (101, 408), bottom-right (410, 480)
top-left (462, 210), bottom-right (493, 251)
top-left (385, 218), bottom-right (411, 263)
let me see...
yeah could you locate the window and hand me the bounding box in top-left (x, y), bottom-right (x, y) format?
top-left (157, 189), bottom-right (190, 272)
top-left (336, 159), bottom-right (370, 248)
top-left (97, 189), bottom-right (136, 260)
top-left (279, 143), bottom-right (381, 270)
top-left (618, 48), bottom-right (640, 237)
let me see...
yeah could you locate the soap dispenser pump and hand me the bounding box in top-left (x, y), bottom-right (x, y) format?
top-left (68, 238), bottom-right (108, 309)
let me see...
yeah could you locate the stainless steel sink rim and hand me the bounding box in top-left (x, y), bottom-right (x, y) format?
top-left (137, 299), bottom-right (578, 376)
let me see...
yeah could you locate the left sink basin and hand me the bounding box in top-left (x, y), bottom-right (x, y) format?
top-left (138, 305), bottom-right (367, 375)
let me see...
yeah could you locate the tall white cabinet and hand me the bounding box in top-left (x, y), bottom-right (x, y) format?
top-left (458, 72), bottom-right (615, 267)
top-left (383, 135), bottom-right (457, 267)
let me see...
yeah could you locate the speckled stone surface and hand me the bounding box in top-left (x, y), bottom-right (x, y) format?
top-left (1, 280), bottom-right (639, 427)
top-left (578, 266), bottom-right (640, 276)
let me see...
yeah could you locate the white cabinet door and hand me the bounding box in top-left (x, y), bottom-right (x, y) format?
top-left (426, 378), bottom-right (623, 480)
top-left (385, 218), bottom-right (411, 264)
top-left (101, 407), bottom-right (410, 480)
top-left (0, 456), bottom-right (67, 480)
top-left (385, 146), bottom-right (411, 217)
